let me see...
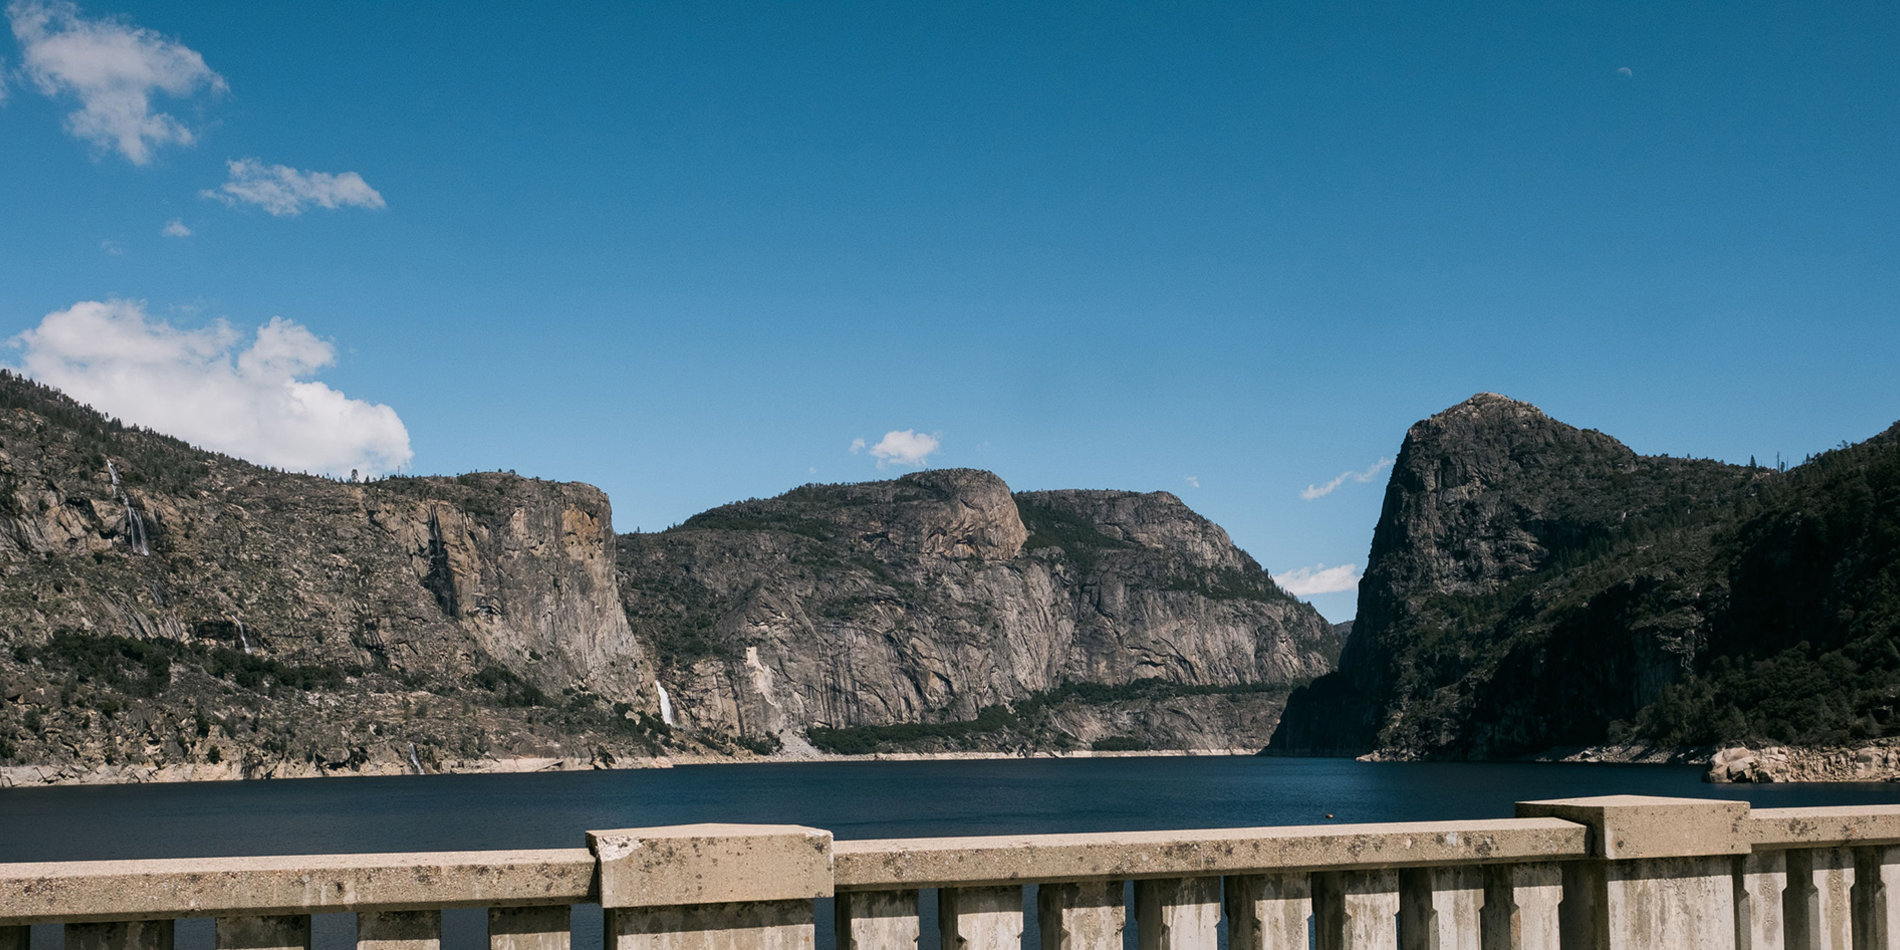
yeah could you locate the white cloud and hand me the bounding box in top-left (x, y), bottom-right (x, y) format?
top-left (8, 0), bottom-right (225, 164)
top-left (848, 437), bottom-right (866, 454)
top-left (11, 298), bottom-right (412, 477)
top-left (203, 159), bottom-right (386, 216)
top-left (98, 238), bottom-right (122, 255)
top-left (160, 217), bottom-right (190, 237)
top-left (1274, 563), bottom-right (1362, 597)
top-left (1301, 456), bottom-right (1394, 500)
top-left (1183, 475), bottom-right (1200, 489)
top-left (866, 429), bottom-right (939, 468)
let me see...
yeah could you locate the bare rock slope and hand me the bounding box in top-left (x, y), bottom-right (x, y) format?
top-left (620, 469), bottom-right (1339, 752)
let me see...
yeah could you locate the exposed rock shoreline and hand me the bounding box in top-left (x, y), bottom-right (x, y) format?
top-left (0, 747), bottom-right (1260, 788)
top-left (1705, 741), bottom-right (1900, 784)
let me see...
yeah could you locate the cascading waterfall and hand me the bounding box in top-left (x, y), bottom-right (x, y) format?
top-left (407, 743), bottom-right (424, 775)
top-left (235, 619), bottom-right (252, 655)
top-left (656, 681), bottom-right (678, 727)
top-left (106, 461), bottom-right (151, 556)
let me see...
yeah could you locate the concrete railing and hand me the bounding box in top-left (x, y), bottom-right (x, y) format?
top-left (5, 796), bottom-right (1900, 950)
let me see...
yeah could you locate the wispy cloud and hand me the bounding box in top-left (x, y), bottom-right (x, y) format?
top-left (202, 159), bottom-right (386, 216)
top-left (11, 298), bottom-right (412, 477)
top-left (160, 217), bottom-right (190, 237)
top-left (1301, 457), bottom-right (1394, 501)
top-left (1183, 475), bottom-right (1200, 489)
top-left (1274, 563), bottom-right (1362, 597)
top-left (7, 0), bottom-right (226, 164)
top-left (856, 429), bottom-right (940, 468)
top-left (98, 238), bottom-right (122, 255)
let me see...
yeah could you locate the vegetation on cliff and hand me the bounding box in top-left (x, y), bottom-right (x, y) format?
top-left (1269, 394), bottom-right (1900, 760)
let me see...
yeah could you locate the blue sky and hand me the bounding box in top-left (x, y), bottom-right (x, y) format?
top-left (2, 2), bottom-right (1896, 622)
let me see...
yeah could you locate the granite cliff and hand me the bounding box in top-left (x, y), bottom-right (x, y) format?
top-left (619, 470), bottom-right (1340, 753)
top-left (0, 371), bottom-right (663, 782)
top-left (0, 372), bottom-right (1340, 781)
top-left (1269, 393), bottom-right (1900, 765)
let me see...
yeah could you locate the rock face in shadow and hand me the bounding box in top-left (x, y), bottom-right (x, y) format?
top-left (1268, 393), bottom-right (1757, 759)
top-left (619, 469), bottom-right (1339, 749)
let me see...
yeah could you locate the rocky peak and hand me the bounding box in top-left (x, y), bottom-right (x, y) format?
top-left (1016, 489), bottom-right (1251, 573)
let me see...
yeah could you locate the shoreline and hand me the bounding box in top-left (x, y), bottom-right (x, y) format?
top-left (0, 747), bottom-right (1264, 789)
top-left (9, 741), bottom-right (1900, 789)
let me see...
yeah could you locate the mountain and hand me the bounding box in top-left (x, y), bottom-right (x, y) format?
top-left (0, 371), bottom-right (1339, 781)
top-left (619, 470), bottom-right (1340, 754)
top-left (1268, 393), bottom-right (1900, 760)
top-left (0, 370), bottom-right (664, 781)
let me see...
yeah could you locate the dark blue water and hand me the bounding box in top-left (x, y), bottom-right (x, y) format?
top-left (5, 757), bottom-right (1896, 950)
top-left (4, 755), bottom-right (1898, 862)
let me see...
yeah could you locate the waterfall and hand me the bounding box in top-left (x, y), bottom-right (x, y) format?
top-left (656, 681), bottom-right (677, 727)
top-left (235, 619), bottom-right (252, 655)
top-left (106, 461), bottom-right (151, 556)
top-left (407, 743), bottom-right (424, 775)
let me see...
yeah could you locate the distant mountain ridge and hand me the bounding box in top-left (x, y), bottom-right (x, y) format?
top-left (619, 470), bottom-right (1340, 753)
top-left (1270, 393), bottom-right (1900, 760)
top-left (0, 371), bottom-right (1338, 781)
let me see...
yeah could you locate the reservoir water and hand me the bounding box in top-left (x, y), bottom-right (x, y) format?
top-left (4, 755), bottom-right (1897, 950)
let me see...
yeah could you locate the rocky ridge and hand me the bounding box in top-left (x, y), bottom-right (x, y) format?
top-left (1270, 392), bottom-right (1900, 765)
top-left (0, 372), bottom-right (1340, 781)
top-left (619, 469), bottom-right (1340, 752)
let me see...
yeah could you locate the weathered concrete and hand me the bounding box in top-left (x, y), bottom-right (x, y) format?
top-left (489, 906), bottom-right (570, 950)
top-left (1314, 869), bottom-right (1400, 950)
top-left (1784, 848), bottom-right (1855, 950)
top-left (835, 890), bottom-right (920, 950)
top-left (1226, 873), bottom-right (1310, 950)
top-left (67, 921), bottom-right (172, 950)
top-left (1517, 796), bottom-right (1750, 861)
top-left (214, 915), bottom-right (310, 950)
top-left (937, 886), bottom-right (1022, 950)
top-left (1401, 865), bottom-right (1482, 950)
top-left (1479, 862), bottom-right (1560, 950)
top-left (1733, 851), bottom-right (1786, 950)
top-left (1037, 881), bottom-right (1124, 950)
top-left (1749, 807), bottom-right (1900, 849)
top-left (1133, 877), bottom-right (1219, 950)
top-left (1855, 846), bottom-right (1900, 950)
top-left (358, 911), bottom-right (441, 950)
top-left (0, 850), bottom-right (593, 924)
top-left (588, 825), bottom-right (833, 909)
top-left (608, 901), bottom-right (813, 950)
top-left (833, 819), bottom-right (1586, 889)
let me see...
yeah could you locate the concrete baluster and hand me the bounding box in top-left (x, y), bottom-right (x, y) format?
top-left (1479, 863), bottom-right (1560, 950)
top-left (0, 926), bottom-right (25, 950)
top-left (68, 921), bottom-right (174, 950)
top-left (837, 890), bottom-right (921, 950)
top-left (1134, 878), bottom-right (1220, 950)
top-left (1518, 796), bottom-right (1746, 950)
top-left (939, 886), bottom-right (1023, 950)
top-left (489, 907), bottom-right (570, 950)
top-left (1038, 881), bottom-right (1124, 950)
top-left (1227, 873), bottom-right (1312, 950)
top-left (1786, 849), bottom-right (1856, 950)
top-left (358, 911), bottom-right (441, 950)
top-left (1314, 869), bottom-right (1401, 950)
top-left (1854, 846), bottom-right (1900, 950)
top-left (217, 915), bottom-right (312, 950)
top-left (1400, 866), bottom-right (1482, 950)
top-left (1734, 851), bottom-right (1787, 950)
top-left (589, 823), bottom-right (834, 950)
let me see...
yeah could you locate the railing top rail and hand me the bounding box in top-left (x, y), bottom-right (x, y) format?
top-left (1747, 805), bottom-right (1900, 850)
top-left (833, 816), bottom-right (1588, 890)
top-left (0, 847), bottom-right (596, 926)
